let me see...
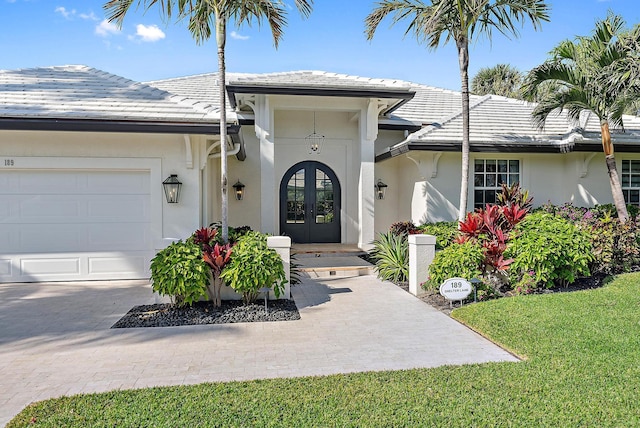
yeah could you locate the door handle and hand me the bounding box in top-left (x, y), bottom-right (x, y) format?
top-left (310, 203), bottom-right (314, 216)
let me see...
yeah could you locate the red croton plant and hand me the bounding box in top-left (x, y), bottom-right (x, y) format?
top-left (456, 184), bottom-right (532, 288)
top-left (192, 227), bottom-right (233, 307)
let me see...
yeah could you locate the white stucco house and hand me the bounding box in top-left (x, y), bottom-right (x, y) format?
top-left (2, 65), bottom-right (640, 283)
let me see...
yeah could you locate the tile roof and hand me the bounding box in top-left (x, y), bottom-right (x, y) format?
top-left (0, 65), bottom-right (219, 123)
top-left (226, 70), bottom-right (413, 92)
top-left (3, 65), bottom-right (639, 153)
top-left (392, 94), bottom-right (640, 154)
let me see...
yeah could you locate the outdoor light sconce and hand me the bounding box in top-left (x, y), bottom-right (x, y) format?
top-left (162, 174), bottom-right (182, 204)
top-left (232, 180), bottom-right (246, 201)
top-left (375, 179), bottom-right (388, 200)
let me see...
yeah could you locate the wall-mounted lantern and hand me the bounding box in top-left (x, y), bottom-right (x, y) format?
top-left (232, 180), bottom-right (246, 201)
top-left (162, 174), bottom-right (182, 204)
top-left (375, 179), bottom-right (388, 200)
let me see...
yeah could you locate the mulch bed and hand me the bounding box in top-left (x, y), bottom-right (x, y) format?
top-left (397, 274), bottom-right (611, 316)
top-left (111, 299), bottom-right (300, 329)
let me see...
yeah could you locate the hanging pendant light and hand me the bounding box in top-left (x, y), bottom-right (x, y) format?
top-left (306, 111), bottom-right (325, 154)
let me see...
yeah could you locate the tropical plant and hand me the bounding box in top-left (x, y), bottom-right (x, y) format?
top-left (370, 232), bottom-right (409, 283)
top-left (104, 0), bottom-right (313, 242)
top-left (220, 231), bottom-right (287, 304)
top-left (496, 182), bottom-right (533, 212)
top-left (471, 63), bottom-right (523, 98)
top-left (190, 227), bottom-right (233, 307)
top-left (425, 240), bottom-right (483, 290)
top-left (417, 221), bottom-right (459, 250)
top-left (365, 0), bottom-right (549, 222)
top-left (389, 220), bottom-right (419, 236)
top-left (208, 222), bottom-right (253, 245)
top-left (538, 202), bottom-right (640, 276)
top-left (522, 13), bottom-right (640, 223)
top-left (506, 212), bottom-right (593, 288)
top-left (149, 240), bottom-right (209, 307)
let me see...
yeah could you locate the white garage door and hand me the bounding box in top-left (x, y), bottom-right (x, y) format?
top-left (0, 169), bottom-right (153, 283)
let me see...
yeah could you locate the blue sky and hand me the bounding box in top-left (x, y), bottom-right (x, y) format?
top-left (1, 0), bottom-right (639, 90)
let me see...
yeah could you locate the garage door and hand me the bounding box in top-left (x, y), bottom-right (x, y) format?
top-left (0, 169), bottom-right (153, 283)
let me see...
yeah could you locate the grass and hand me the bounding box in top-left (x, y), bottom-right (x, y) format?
top-left (9, 273), bottom-right (640, 427)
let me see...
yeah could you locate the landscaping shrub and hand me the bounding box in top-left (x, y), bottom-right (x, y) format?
top-left (425, 240), bottom-right (483, 290)
top-left (149, 240), bottom-right (209, 307)
top-left (506, 212), bottom-right (593, 288)
top-left (586, 217), bottom-right (640, 275)
top-left (389, 220), bottom-right (419, 237)
top-left (417, 221), bottom-right (459, 250)
top-left (539, 202), bottom-right (640, 276)
top-left (190, 227), bottom-right (234, 307)
top-left (208, 223), bottom-right (253, 244)
top-left (370, 232), bottom-right (409, 283)
top-left (220, 231), bottom-right (287, 304)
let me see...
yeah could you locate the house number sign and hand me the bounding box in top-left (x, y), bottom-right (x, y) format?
top-left (3, 159), bottom-right (15, 167)
top-left (439, 278), bottom-right (473, 301)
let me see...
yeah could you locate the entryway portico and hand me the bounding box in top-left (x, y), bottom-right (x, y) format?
top-left (226, 72), bottom-right (414, 249)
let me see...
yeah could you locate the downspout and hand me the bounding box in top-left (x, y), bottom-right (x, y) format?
top-left (209, 143), bottom-right (241, 159)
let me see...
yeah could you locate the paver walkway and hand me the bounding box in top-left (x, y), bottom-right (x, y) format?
top-left (0, 275), bottom-right (518, 426)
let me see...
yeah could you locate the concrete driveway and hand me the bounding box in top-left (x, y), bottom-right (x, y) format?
top-left (0, 275), bottom-right (518, 426)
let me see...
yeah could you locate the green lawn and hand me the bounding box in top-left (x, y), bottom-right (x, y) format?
top-left (9, 274), bottom-right (640, 427)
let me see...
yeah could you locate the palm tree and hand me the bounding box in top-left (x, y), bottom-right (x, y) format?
top-left (104, 0), bottom-right (313, 242)
top-left (522, 13), bottom-right (640, 223)
top-left (365, 0), bottom-right (549, 222)
top-left (471, 63), bottom-right (523, 98)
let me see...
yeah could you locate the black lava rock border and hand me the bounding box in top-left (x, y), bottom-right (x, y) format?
top-left (111, 299), bottom-right (300, 328)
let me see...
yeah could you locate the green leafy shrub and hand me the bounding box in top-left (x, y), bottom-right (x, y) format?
top-left (417, 221), bottom-right (459, 250)
top-left (582, 217), bottom-right (640, 275)
top-left (537, 202), bottom-right (640, 275)
top-left (370, 232), bottom-right (409, 283)
top-left (592, 203), bottom-right (639, 221)
top-left (220, 231), bottom-right (287, 304)
top-left (149, 240), bottom-right (209, 307)
top-left (506, 212), bottom-right (593, 288)
top-left (207, 223), bottom-right (253, 244)
top-left (425, 241), bottom-right (483, 290)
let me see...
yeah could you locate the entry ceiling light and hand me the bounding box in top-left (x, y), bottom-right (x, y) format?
top-left (163, 174), bottom-right (182, 204)
top-left (306, 111), bottom-right (325, 154)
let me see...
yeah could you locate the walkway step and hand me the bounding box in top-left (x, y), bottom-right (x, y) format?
top-left (294, 255), bottom-right (375, 279)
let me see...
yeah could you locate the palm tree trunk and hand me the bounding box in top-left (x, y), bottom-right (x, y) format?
top-left (601, 120), bottom-right (629, 223)
top-left (216, 12), bottom-right (229, 242)
top-left (457, 36), bottom-right (470, 223)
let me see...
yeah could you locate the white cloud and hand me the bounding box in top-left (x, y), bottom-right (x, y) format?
top-left (55, 6), bottom-right (75, 19)
top-left (230, 31), bottom-right (249, 41)
top-left (95, 19), bottom-right (121, 37)
top-left (79, 12), bottom-right (99, 21)
top-left (133, 24), bottom-right (166, 42)
top-left (56, 6), bottom-right (98, 21)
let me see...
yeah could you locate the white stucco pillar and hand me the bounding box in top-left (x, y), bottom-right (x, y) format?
top-left (267, 235), bottom-right (291, 300)
top-left (255, 95), bottom-right (276, 234)
top-left (358, 99), bottom-right (378, 251)
top-left (408, 234), bottom-right (436, 296)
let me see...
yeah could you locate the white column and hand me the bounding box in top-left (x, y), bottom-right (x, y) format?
top-left (256, 95), bottom-right (276, 234)
top-left (358, 99), bottom-right (378, 250)
top-left (408, 234), bottom-right (436, 296)
top-left (267, 235), bottom-right (291, 300)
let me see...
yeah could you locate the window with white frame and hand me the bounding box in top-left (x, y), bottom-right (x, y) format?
top-left (473, 159), bottom-right (520, 210)
top-left (621, 160), bottom-right (640, 206)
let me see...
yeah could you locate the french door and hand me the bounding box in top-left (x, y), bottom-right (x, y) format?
top-left (280, 161), bottom-right (341, 243)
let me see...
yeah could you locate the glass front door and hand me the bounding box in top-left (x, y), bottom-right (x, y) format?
top-left (280, 161), bottom-right (341, 243)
